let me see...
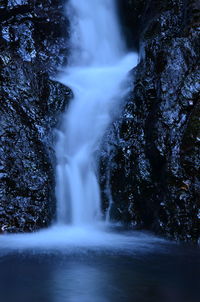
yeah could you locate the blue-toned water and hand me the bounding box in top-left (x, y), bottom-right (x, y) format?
top-left (55, 0), bottom-right (137, 225)
top-left (0, 236), bottom-right (199, 302)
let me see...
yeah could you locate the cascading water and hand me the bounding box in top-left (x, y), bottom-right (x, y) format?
top-left (56, 0), bottom-right (138, 226)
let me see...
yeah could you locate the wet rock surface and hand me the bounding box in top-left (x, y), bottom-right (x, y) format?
top-left (101, 0), bottom-right (200, 242)
top-left (0, 0), bottom-right (72, 232)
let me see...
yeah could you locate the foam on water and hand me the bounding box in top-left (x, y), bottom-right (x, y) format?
top-left (0, 226), bottom-right (167, 255)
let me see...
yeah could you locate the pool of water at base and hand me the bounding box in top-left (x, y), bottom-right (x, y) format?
top-left (0, 229), bottom-right (199, 302)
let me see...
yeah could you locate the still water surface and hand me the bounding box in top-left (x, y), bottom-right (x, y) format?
top-left (0, 228), bottom-right (199, 302)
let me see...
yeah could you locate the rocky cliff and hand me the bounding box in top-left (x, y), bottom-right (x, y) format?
top-left (0, 0), bottom-right (71, 232)
top-left (100, 0), bottom-right (200, 242)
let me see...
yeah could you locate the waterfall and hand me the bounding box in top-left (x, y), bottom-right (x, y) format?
top-left (0, 0), bottom-right (169, 257)
top-left (56, 0), bottom-right (138, 226)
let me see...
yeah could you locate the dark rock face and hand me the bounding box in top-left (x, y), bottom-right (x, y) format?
top-left (0, 0), bottom-right (71, 232)
top-left (100, 0), bottom-right (200, 242)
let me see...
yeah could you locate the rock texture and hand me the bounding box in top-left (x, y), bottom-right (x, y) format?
top-left (0, 0), bottom-right (71, 232)
top-left (100, 0), bottom-right (200, 242)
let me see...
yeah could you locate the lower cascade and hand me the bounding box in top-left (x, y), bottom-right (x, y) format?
top-left (56, 0), bottom-right (138, 226)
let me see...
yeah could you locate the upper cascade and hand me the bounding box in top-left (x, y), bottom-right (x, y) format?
top-left (68, 0), bottom-right (125, 66)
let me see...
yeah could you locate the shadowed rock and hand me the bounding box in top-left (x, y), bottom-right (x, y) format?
top-left (100, 0), bottom-right (200, 242)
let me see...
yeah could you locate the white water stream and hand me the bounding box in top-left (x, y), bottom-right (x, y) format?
top-left (56, 0), bottom-right (138, 226)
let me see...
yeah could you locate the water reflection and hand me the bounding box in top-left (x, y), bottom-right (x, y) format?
top-left (53, 263), bottom-right (111, 302)
top-left (0, 244), bottom-right (199, 302)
